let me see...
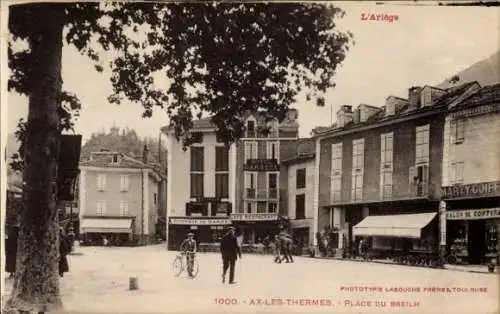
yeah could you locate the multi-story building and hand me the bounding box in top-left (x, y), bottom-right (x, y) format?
top-left (440, 83), bottom-right (500, 265)
top-left (78, 148), bottom-right (165, 245)
top-left (281, 138), bottom-right (316, 253)
top-left (162, 118), bottom-right (237, 249)
top-left (312, 82), bottom-right (480, 258)
top-left (233, 110), bottom-right (299, 244)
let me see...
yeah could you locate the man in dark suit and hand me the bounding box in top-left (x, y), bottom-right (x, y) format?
top-left (220, 226), bottom-right (241, 284)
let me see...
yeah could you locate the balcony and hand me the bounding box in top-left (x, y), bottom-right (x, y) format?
top-left (245, 188), bottom-right (279, 200)
top-left (244, 159), bottom-right (279, 172)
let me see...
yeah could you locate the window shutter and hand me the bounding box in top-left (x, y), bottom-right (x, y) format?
top-left (253, 142), bottom-right (258, 159)
top-left (102, 175), bottom-right (106, 190)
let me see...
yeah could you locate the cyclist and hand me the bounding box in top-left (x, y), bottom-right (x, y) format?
top-left (180, 232), bottom-right (197, 278)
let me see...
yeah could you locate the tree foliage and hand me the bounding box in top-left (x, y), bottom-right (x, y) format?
top-left (10, 2), bottom-right (352, 150)
top-left (7, 2), bottom-right (352, 312)
top-left (80, 127), bottom-right (168, 170)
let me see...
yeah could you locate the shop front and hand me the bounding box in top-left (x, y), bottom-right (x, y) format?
top-left (168, 216), bottom-right (232, 250)
top-left (230, 213), bottom-right (281, 245)
top-left (80, 216), bottom-right (135, 246)
top-left (352, 212), bottom-right (439, 266)
top-left (442, 181), bottom-right (500, 265)
top-left (290, 219), bottom-right (313, 255)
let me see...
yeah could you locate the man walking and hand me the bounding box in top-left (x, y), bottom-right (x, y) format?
top-left (220, 226), bottom-right (241, 284)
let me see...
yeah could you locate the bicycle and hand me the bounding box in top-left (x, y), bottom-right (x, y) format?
top-left (172, 251), bottom-right (199, 278)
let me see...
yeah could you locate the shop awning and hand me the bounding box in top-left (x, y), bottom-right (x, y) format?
top-left (352, 213), bottom-right (437, 239)
top-left (81, 218), bottom-right (133, 233)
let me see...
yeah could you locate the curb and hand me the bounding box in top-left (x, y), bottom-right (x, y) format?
top-left (311, 256), bottom-right (496, 275)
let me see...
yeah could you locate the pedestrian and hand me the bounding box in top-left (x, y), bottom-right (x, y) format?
top-left (5, 225), bottom-right (19, 278)
top-left (59, 227), bottom-right (71, 277)
top-left (220, 226), bottom-right (242, 284)
top-left (280, 232), bottom-right (294, 263)
top-left (273, 235), bottom-right (282, 263)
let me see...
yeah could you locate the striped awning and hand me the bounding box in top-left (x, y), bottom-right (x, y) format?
top-left (353, 213), bottom-right (437, 239)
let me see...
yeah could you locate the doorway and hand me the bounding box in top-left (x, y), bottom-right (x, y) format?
top-left (468, 220), bottom-right (487, 264)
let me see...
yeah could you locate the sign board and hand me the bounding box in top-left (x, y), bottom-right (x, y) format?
top-left (169, 217), bottom-right (231, 225)
top-left (243, 159), bottom-right (279, 172)
top-left (441, 181), bottom-right (500, 199)
top-left (450, 103), bottom-right (500, 119)
top-left (230, 213), bottom-right (278, 221)
top-left (446, 208), bottom-right (500, 220)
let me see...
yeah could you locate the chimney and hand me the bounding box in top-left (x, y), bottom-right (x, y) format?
top-left (142, 144), bottom-right (149, 164)
top-left (352, 108), bottom-right (360, 123)
top-left (408, 86), bottom-right (422, 110)
top-left (336, 105), bottom-right (353, 128)
top-left (358, 104), bottom-right (382, 123)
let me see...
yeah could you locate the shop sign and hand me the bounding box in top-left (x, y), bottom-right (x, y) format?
top-left (169, 217), bottom-right (231, 225)
top-left (243, 159), bottom-right (279, 172)
top-left (450, 103), bottom-right (500, 119)
top-left (441, 181), bottom-right (500, 199)
top-left (446, 208), bottom-right (500, 220)
top-left (230, 213), bottom-right (278, 221)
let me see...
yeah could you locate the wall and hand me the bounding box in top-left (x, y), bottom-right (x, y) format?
top-left (442, 110), bottom-right (500, 186)
top-left (83, 168), bottom-right (143, 234)
top-left (318, 112), bottom-right (446, 207)
top-left (167, 131), bottom-right (236, 215)
top-left (287, 159), bottom-right (315, 219)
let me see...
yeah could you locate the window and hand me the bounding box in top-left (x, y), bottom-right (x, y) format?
top-left (296, 194), bottom-right (306, 219)
top-left (190, 147), bottom-right (204, 172)
top-left (351, 139), bottom-right (364, 202)
top-left (190, 173), bottom-right (204, 198)
top-left (244, 172), bottom-right (257, 198)
top-left (246, 120), bottom-right (256, 137)
top-left (257, 201), bottom-right (267, 213)
top-left (190, 146), bottom-right (204, 198)
top-left (450, 161), bottom-right (464, 185)
top-left (268, 202), bottom-right (278, 213)
top-left (296, 168), bottom-right (306, 189)
top-left (112, 154), bottom-right (118, 163)
top-left (215, 173), bottom-right (229, 198)
top-left (215, 147), bottom-right (229, 171)
top-left (416, 124), bottom-right (430, 164)
top-left (268, 173), bottom-right (278, 198)
top-left (244, 141), bottom-right (258, 162)
top-left (119, 201), bottom-right (129, 216)
top-left (245, 202), bottom-right (256, 213)
top-left (330, 142), bottom-right (343, 203)
top-left (266, 141), bottom-right (280, 160)
top-left (381, 132), bottom-right (393, 165)
top-left (380, 132), bottom-right (394, 200)
top-left (120, 175), bottom-right (129, 192)
top-left (381, 171), bottom-right (393, 199)
top-left (191, 132), bottom-right (203, 144)
top-left (96, 201), bottom-right (106, 216)
top-left (450, 118), bottom-right (465, 144)
top-left (96, 174), bottom-right (106, 191)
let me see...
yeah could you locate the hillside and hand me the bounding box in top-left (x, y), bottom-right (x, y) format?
top-left (439, 50), bottom-right (500, 89)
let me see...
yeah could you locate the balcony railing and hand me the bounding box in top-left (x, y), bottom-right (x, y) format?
top-left (245, 188), bottom-right (279, 199)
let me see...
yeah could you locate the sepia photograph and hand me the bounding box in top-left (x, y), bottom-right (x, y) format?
top-left (1, 1), bottom-right (499, 313)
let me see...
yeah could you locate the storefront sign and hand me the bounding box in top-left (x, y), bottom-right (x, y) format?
top-left (442, 181), bottom-right (500, 199)
top-left (450, 104), bottom-right (500, 119)
top-left (169, 217), bottom-right (231, 225)
top-left (243, 159), bottom-right (279, 172)
top-left (446, 208), bottom-right (500, 220)
top-left (230, 213), bottom-right (279, 221)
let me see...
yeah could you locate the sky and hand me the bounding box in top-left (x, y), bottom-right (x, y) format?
top-left (3, 2), bottom-right (500, 145)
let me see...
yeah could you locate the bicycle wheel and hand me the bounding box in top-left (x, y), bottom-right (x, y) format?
top-left (190, 258), bottom-right (199, 278)
top-left (172, 256), bottom-right (183, 277)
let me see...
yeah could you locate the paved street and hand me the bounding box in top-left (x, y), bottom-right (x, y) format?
top-left (3, 244), bottom-right (499, 314)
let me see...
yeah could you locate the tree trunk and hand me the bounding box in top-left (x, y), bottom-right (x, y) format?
top-left (5, 4), bottom-right (65, 313)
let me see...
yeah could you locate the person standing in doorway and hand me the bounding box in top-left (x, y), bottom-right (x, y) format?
top-left (220, 226), bottom-right (241, 284)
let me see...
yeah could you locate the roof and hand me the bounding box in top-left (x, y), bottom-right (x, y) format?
top-left (313, 81), bottom-right (480, 138)
top-left (453, 83), bottom-right (500, 109)
top-left (282, 137), bottom-right (316, 165)
top-left (80, 153), bottom-right (165, 179)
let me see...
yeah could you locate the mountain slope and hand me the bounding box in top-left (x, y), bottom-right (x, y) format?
top-left (439, 50), bottom-right (500, 89)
